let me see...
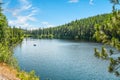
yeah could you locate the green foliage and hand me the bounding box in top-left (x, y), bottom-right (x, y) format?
top-left (93, 0), bottom-right (120, 77)
top-left (17, 70), bottom-right (39, 80)
top-left (108, 57), bottom-right (120, 75)
top-left (0, 13), bottom-right (9, 44)
top-left (93, 9), bottom-right (120, 48)
top-left (0, 12), bottom-right (24, 45)
top-left (0, 43), bottom-right (18, 68)
top-left (115, 71), bottom-right (120, 76)
top-left (108, 65), bottom-right (114, 72)
top-left (27, 13), bottom-right (112, 41)
top-left (0, 6), bottom-right (40, 80)
top-left (9, 27), bottom-right (24, 45)
top-left (109, 49), bottom-right (114, 55)
top-left (101, 47), bottom-right (108, 59)
top-left (0, 43), bottom-right (11, 63)
top-left (94, 47), bottom-right (109, 59)
top-left (94, 48), bottom-right (100, 57)
top-left (110, 58), bottom-right (117, 65)
top-left (0, 12), bottom-right (24, 67)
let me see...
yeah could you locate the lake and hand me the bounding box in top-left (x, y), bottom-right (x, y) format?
top-left (14, 38), bottom-right (120, 80)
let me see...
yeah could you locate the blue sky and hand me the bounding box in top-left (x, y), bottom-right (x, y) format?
top-left (2, 0), bottom-right (115, 29)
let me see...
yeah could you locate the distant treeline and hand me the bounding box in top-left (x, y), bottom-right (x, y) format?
top-left (27, 13), bottom-right (112, 41)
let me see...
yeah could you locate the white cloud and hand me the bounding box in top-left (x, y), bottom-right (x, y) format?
top-left (89, 0), bottom-right (94, 5)
top-left (30, 27), bottom-right (39, 30)
top-left (5, 0), bottom-right (38, 29)
top-left (8, 15), bottom-right (36, 28)
top-left (68, 0), bottom-right (79, 3)
top-left (41, 22), bottom-right (55, 28)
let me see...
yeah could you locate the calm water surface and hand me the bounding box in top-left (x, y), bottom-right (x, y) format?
top-left (14, 38), bottom-right (120, 80)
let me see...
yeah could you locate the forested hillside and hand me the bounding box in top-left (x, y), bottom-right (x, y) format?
top-left (27, 13), bottom-right (112, 41)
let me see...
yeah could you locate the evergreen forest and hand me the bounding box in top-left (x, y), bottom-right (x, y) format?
top-left (1, 0), bottom-right (120, 79)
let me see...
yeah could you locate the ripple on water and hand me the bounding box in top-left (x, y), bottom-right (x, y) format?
top-left (14, 39), bottom-right (120, 80)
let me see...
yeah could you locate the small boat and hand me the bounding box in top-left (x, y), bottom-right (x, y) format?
top-left (33, 44), bottom-right (36, 46)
